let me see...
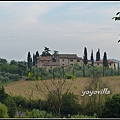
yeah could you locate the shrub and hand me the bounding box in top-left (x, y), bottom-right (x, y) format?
top-left (100, 94), bottom-right (120, 118)
top-left (0, 102), bottom-right (9, 118)
top-left (25, 109), bottom-right (53, 118)
top-left (71, 114), bottom-right (97, 118)
top-left (3, 96), bottom-right (17, 118)
top-left (61, 92), bottom-right (82, 117)
top-left (65, 74), bottom-right (73, 79)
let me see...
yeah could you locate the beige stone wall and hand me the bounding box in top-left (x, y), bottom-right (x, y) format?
top-left (59, 58), bottom-right (83, 66)
top-left (43, 66), bottom-right (59, 71)
top-left (59, 58), bottom-right (69, 66)
top-left (94, 62), bottom-right (117, 69)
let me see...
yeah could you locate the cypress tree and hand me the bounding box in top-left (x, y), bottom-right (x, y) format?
top-left (30, 56), bottom-right (32, 71)
top-left (91, 50), bottom-right (94, 66)
top-left (33, 53), bottom-right (36, 66)
top-left (98, 49), bottom-right (100, 61)
top-left (0, 86), bottom-right (8, 103)
top-left (36, 51), bottom-right (39, 57)
top-left (90, 50), bottom-right (94, 77)
top-left (96, 49), bottom-right (100, 61)
top-left (27, 52), bottom-right (31, 69)
top-left (83, 47), bottom-right (88, 65)
top-left (103, 52), bottom-right (108, 68)
top-left (35, 51), bottom-right (39, 64)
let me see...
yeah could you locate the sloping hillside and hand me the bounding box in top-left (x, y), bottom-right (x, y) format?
top-left (4, 76), bottom-right (120, 100)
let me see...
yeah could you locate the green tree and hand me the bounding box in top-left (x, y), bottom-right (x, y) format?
top-left (91, 50), bottom-right (94, 77)
top-left (35, 77), bottom-right (76, 118)
top-left (83, 47), bottom-right (88, 65)
top-left (28, 72), bottom-right (33, 80)
top-left (90, 50), bottom-right (94, 66)
top-left (96, 49), bottom-right (100, 61)
top-left (52, 50), bottom-right (58, 62)
top-left (33, 53), bottom-right (36, 66)
top-left (112, 12), bottom-right (120, 43)
top-left (0, 86), bottom-right (17, 118)
top-left (9, 65), bottom-right (19, 74)
top-left (0, 102), bottom-right (9, 118)
top-left (0, 86), bottom-right (8, 103)
top-left (3, 96), bottom-right (17, 118)
top-left (61, 92), bottom-right (82, 117)
top-left (35, 51), bottom-right (39, 65)
top-left (36, 51), bottom-right (39, 57)
top-left (103, 52), bottom-right (108, 68)
top-left (18, 63), bottom-right (26, 76)
top-left (10, 60), bottom-right (18, 65)
top-left (101, 94), bottom-right (120, 118)
top-left (27, 52), bottom-right (31, 69)
top-left (0, 58), bottom-right (7, 64)
top-left (81, 74), bottom-right (112, 117)
top-left (41, 46), bottom-right (51, 57)
top-left (112, 12), bottom-right (120, 21)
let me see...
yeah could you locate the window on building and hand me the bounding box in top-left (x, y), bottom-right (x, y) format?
top-left (63, 59), bottom-right (64, 62)
top-left (70, 59), bottom-right (73, 62)
top-left (110, 63), bottom-right (111, 66)
top-left (63, 64), bottom-right (64, 66)
top-left (97, 63), bottom-right (99, 66)
top-left (77, 60), bottom-right (80, 62)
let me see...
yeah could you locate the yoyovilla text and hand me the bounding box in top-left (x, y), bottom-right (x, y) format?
top-left (81, 88), bottom-right (110, 96)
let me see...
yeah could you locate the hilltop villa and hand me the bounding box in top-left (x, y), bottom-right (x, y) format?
top-left (36, 54), bottom-right (118, 70)
top-left (36, 54), bottom-right (83, 69)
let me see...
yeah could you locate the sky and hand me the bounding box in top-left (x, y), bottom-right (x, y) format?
top-left (0, 1), bottom-right (120, 62)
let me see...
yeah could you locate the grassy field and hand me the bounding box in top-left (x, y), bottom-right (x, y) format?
top-left (4, 76), bottom-right (120, 100)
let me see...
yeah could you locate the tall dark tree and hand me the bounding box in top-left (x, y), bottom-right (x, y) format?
top-left (112, 12), bottom-right (120, 43)
top-left (103, 52), bottom-right (108, 68)
top-left (41, 46), bottom-right (51, 57)
top-left (90, 50), bottom-right (94, 66)
top-left (96, 49), bottom-right (100, 61)
top-left (36, 51), bottom-right (39, 58)
top-left (52, 50), bottom-right (58, 62)
top-left (35, 51), bottom-right (39, 65)
top-left (27, 52), bottom-right (31, 69)
top-left (33, 53), bottom-right (36, 66)
top-left (30, 55), bottom-right (32, 71)
top-left (83, 47), bottom-right (88, 65)
top-left (0, 86), bottom-right (8, 103)
top-left (112, 12), bottom-right (120, 21)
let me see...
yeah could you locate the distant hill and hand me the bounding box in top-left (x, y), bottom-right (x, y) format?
top-left (110, 59), bottom-right (120, 68)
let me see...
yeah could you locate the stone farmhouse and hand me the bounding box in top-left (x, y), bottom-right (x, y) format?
top-left (36, 54), bottom-right (83, 69)
top-left (94, 60), bottom-right (118, 69)
top-left (36, 53), bottom-right (118, 70)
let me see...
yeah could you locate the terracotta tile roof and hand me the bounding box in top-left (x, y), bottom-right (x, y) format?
top-left (95, 60), bottom-right (117, 63)
top-left (38, 56), bottom-right (52, 61)
top-left (58, 54), bottom-right (77, 59)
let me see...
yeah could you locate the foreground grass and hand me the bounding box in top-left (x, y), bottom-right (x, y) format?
top-left (4, 76), bottom-right (120, 100)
